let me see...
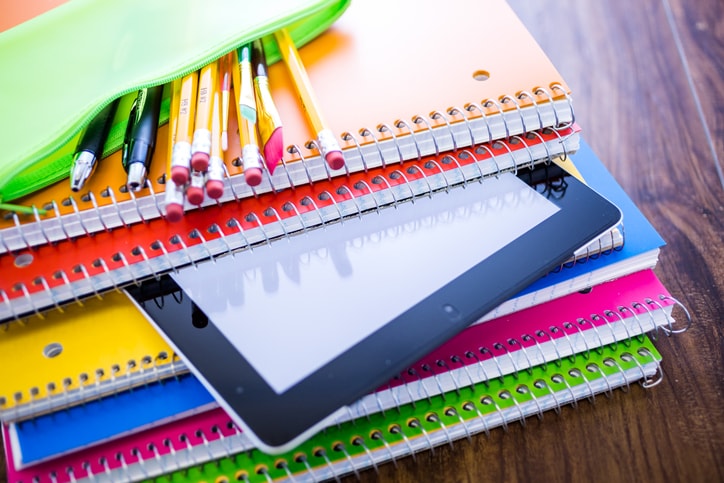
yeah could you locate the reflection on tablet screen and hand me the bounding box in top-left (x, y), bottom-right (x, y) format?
top-left (170, 173), bottom-right (559, 394)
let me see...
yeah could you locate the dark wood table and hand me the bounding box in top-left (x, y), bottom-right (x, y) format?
top-left (2, 0), bottom-right (721, 481)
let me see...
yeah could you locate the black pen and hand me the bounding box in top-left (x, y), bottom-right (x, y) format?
top-left (70, 99), bottom-right (120, 192)
top-left (123, 85), bottom-right (164, 191)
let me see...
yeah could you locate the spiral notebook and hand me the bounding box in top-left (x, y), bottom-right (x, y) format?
top-left (5, 268), bottom-right (678, 472)
top-left (2, 336), bottom-right (663, 483)
top-left (0, 124), bottom-right (580, 323)
top-left (0, 0), bottom-right (573, 250)
top-left (0, 141), bottom-right (663, 423)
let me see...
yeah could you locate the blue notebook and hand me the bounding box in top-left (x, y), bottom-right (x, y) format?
top-left (7, 141), bottom-right (664, 463)
top-left (7, 374), bottom-right (214, 469)
top-left (518, 140), bottom-right (665, 296)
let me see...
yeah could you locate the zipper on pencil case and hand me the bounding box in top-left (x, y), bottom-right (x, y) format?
top-left (2, 0), bottom-right (350, 203)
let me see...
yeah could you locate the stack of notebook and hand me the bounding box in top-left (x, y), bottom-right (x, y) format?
top-left (0, 0), bottom-right (689, 482)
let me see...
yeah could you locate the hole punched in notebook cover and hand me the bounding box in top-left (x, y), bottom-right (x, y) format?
top-left (127, 166), bottom-right (622, 454)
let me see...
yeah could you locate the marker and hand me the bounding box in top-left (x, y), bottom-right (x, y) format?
top-left (206, 64), bottom-right (226, 199)
top-left (252, 38), bottom-right (284, 174)
top-left (170, 71), bottom-right (199, 185)
top-left (273, 28), bottom-right (344, 170)
top-left (233, 45), bottom-right (264, 186)
top-left (69, 98), bottom-right (120, 191)
top-left (191, 61), bottom-right (218, 172)
top-left (220, 52), bottom-right (233, 151)
top-left (164, 78), bottom-right (186, 222)
top-left (123, 85), bottom-right (163, 192)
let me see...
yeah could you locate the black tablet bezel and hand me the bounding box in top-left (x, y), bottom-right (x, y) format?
top-left (127, 169), bottom-right (621, 453)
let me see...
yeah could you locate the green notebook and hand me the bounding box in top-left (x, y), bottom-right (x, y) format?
top-left (151, 336), bottom-right (662, 483)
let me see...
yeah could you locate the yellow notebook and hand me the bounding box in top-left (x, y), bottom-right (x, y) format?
top-left (0, 291), bottom-right (179, 422)
top-left (0, 0), bottom-right (573, 252)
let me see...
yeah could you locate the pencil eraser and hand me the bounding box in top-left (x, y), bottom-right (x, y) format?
top-left (186, 185), bottom-right (205, 205)
top-left (191, 152), bottom-right (210, 172)
top-left (206, 180), bottom-right (224, 199)
top-left (165, 203), bottom-right (184, 223)
top-left (325, 150), bottom-right (345, 170)
top-left (244, 167), bottom-right (263, 187)
top-left (171, 166), bottom-right (189, 185)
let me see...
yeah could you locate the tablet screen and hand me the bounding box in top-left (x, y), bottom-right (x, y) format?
top-left (170, 173), bottom-right (559, 394)
top-left (129, 165), bottom-right (622, 453)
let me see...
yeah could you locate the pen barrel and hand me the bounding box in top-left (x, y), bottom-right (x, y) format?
top-left (124, 85), bottom-right (163, 171)
top-left (78, 100), bottom-right (119, 157)
top-left (134, 86), bottom-right (163, 145)
top-left (124, 138), bottom-right (155, 170)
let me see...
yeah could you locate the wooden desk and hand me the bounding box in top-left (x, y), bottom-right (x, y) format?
top-left (1, 0), bottom-right (721, 481)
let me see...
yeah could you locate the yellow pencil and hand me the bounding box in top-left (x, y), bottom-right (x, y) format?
top-left (191, 61), bottom-right (218, 173)
top-left (170, 71), bottom-right (199, 186)
top-left (233, 45), bottom-right (264, 186)
top-left (164, 78), bottom-right (186, 222)
top-left (273, 28), bottom-right (345, 170)
top-left (220, 52), bottom-right (233, 151)
top-left (207, 60), bottom-right (226, 199)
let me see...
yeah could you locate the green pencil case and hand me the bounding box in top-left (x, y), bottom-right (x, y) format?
top-left (0, 0), bottom-right (350, 203)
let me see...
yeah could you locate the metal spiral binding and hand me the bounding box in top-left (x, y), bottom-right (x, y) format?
top-left (1, 94), bottom-right (573, 254)
top-left (649, 294), bottom-right (692, 335)
top-left (427, 412), bottom-right (455, 449)
top-left (0, 126), bottom-right (583, 323)
top-left (343, 296), bottom-right (677, 425)
top-left (352, 436), bottom-right (380, 474)
top-left (0, 134), bottom-right (544, 322)
top-left (0, 351), bottom-right (187, 422)
top-left (517, 383), bottom-right (546, 420)
top-left (517, 91), bottom-right (545, 131)
top-left (550, 83), bottom-right (575, 128)
top-left (586, 362), bottom-right (614, 398)
top-left (24, 339), bottom-right (665, 483)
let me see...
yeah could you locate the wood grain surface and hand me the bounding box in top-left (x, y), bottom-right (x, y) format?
top-left (1, 0), bottom-right (721, 482)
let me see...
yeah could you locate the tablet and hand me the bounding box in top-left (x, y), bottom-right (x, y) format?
top-left (127, 167), bottom-right (621, 454)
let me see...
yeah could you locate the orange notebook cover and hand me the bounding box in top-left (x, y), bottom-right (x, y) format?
top-left (0, 0), bottom-right (572, 252)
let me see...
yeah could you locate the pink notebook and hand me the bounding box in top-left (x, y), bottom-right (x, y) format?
top-left (3, 269), bottom-right (676, 483)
